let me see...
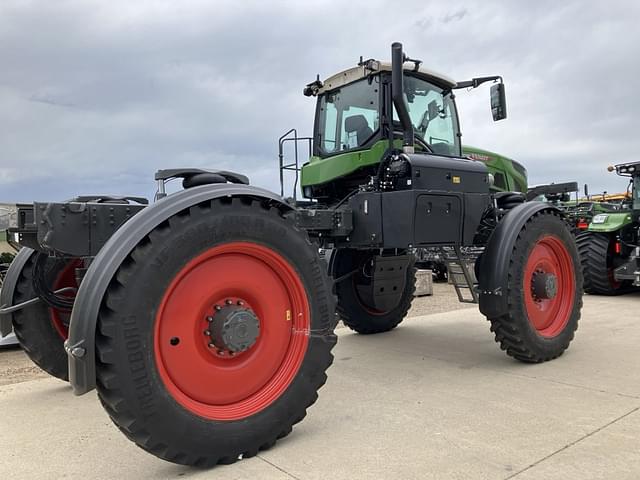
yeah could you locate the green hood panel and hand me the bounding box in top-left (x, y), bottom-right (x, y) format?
top-left (300, 142), bottom-right (526, 194)
top-left (462, 145), bottom-right (528, 193)
top-left (301, 140), bottom-right (393, 188)
top-left (588, 212), bottom-right (633, 232)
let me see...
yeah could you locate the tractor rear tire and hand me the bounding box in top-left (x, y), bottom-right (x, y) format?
top-left (333, 250), bottom-right (416, 334)
top-left (576, 232), bottom-right (627, 295)
top-left (485, 211), bottom-right (582, 363)
top-left (94, 197), bottom-right (337, 467)
top-left (11, 252), bottom-right (79, 381)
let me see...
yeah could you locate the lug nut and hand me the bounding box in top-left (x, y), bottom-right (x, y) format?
top-left (237, 300), bottom-right (244, 306)
top-left (208, 343), bottom-right (215, 348)
top-left (225, 299), bottom-right (233, 305)
top-left (215, 305), bottom-right (222, 311)
top-left (207, 316), bottom-right (214, 322)
top-left (204, 330), bottom-right (211, 336)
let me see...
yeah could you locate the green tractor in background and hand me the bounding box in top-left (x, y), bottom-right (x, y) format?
top-left (562, 184), bottom-right (625, 234)
top-left (577, 161), bottom-right (640, 294)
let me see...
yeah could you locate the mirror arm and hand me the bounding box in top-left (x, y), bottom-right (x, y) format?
top-left (454, 75), bottom-right (502, 90)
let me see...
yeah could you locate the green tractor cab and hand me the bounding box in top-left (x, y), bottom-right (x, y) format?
top-left (292, 56), bottom-right (507, 203)
top-left (577, 161), bottom-right (640, 294)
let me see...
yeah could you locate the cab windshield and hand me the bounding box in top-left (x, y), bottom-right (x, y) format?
top-left (316, 74), bottom-right (460, 157)
top-left (396, 76), bottom-right (460, 157)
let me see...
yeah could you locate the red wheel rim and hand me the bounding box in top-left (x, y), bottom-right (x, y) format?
top-left (523, 235), bottom-right (576, 338)
top-left (49, 260), bottom-right (80, 339)
top-left (154, 242), bottom-right (310, 420)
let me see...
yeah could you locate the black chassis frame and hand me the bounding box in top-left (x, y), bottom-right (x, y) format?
top-left (0, 181), bottom-right (557, 396)
top-left (297, 153), bottom-right (492, 250)
top-left (9, 150), bottom-right (491, 260)
top-left (10, 198), bottom-right (147, 258)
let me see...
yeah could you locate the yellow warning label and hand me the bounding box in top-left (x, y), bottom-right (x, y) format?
top-left (286, 310), bottom-right (291, 321)
top-left (452, 176), bottom-right (461, 184)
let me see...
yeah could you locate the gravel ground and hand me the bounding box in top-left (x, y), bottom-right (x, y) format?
top-left (407, 281), bottom-right (475, 317)
top-left (0, 281), bottom-right (471, 386)
top-left (0, 347), bottom-right (49, 386)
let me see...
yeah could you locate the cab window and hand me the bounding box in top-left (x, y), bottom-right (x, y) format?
top-left (317, 79), bottom-right (380, 155)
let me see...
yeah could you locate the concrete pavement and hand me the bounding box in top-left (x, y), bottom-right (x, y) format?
top-left (1, 293), bottom-right (639, 479)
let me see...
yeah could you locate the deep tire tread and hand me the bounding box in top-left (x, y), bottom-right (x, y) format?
top-left (486, 211), bottom-right (582, 363)
top-left (94, 197), bottom-right (337, 467)
top-left (10, 254), bottom-right (73, 381)
top-left (576, 232), bottom-right (626, 295)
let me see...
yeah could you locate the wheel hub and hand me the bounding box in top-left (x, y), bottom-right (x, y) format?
top-left (205, 300), bottom-right (260, 354)
top-left (531, 271), bottom-right (558, 300)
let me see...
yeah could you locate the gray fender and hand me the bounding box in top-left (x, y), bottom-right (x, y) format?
top-left (66, 183), bottom-right (293, 395)
top-left (0, 248), bottom-right (36, 337)
top-left (478, 201), bottom-right (561, 319)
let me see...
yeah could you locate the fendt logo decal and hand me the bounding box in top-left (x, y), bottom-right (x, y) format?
top-left (467, 152), bottom-right (492, 162)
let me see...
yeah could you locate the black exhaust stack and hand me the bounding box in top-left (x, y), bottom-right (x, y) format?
top-left (391, 42), bottom-right (414, 152)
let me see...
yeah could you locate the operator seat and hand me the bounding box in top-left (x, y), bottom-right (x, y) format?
top-left (345, 115), bottom-right (373, 147)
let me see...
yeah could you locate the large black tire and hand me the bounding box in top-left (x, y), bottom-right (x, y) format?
top-left (11, 252), bottom-right (77, 381)
top-left (576, 232), bottom-right (627, 295)
top-left (485, 211), bottom-right (582, 363)
top-left (333, 249), bottom-right (415, 334)
top-left (95, 197), bottom-right (337, 467)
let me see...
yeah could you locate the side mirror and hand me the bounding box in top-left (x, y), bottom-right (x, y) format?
top-left (490, 83), bottom-right (507, 121)
top-left (584, 184), bottom-right (589, 199)
top-left (427, 100), bottom-right (439, 121)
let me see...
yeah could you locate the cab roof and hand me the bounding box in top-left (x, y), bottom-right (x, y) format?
top-left (317, 60), bottom-right (457, 95)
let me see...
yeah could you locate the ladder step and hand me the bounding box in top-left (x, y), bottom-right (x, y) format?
top-left (441, 246), bottom-right (479, 304)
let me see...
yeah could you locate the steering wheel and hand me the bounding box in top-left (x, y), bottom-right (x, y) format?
top-left (392, 130), bottom-right (432, 152)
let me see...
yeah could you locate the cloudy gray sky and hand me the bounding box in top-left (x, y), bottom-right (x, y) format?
top-left (1, 0), bottom-right (638, 202)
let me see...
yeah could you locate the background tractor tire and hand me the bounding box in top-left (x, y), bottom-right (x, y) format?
top-left (485, 211), bottom-right (582, 363)
top-left (11, 252), bottom-right (79, 381)
top-left (576, 232), bottom-right (627, 295)
top-left (94, 197), bottom-right (337, 467)
top-left (333, 249), bottom-right (416, 334)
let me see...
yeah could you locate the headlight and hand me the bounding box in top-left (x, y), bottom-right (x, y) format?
top-left (592, 214), bottom-right (608, 224)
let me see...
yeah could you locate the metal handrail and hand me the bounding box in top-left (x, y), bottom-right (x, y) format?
top-left (278, 129), bottom-right (312, 200)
